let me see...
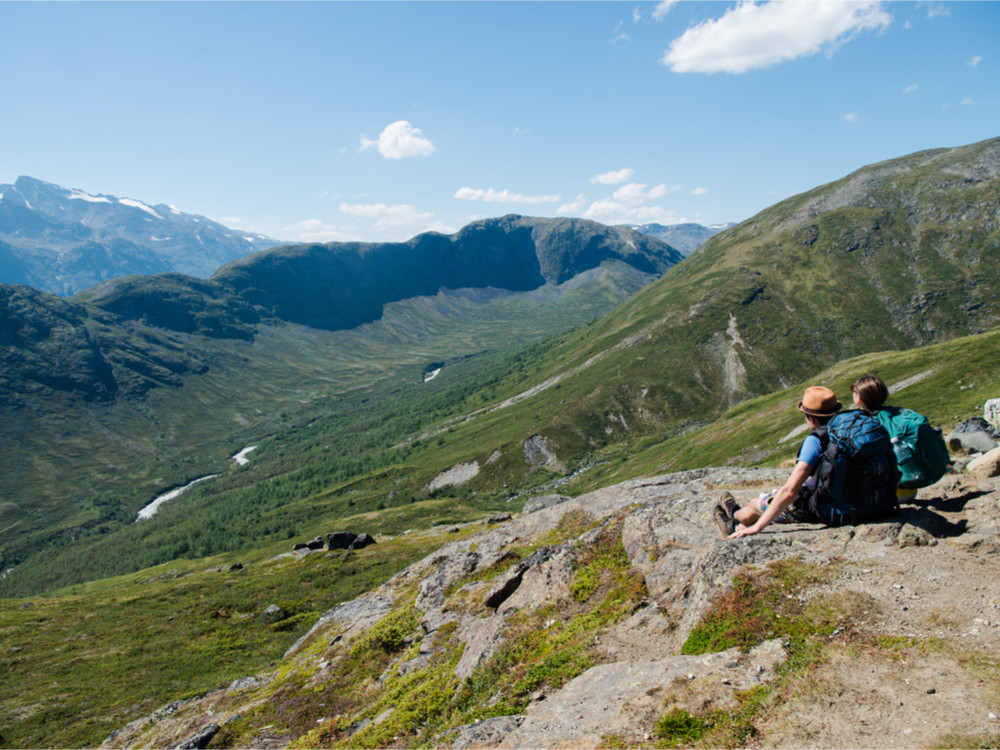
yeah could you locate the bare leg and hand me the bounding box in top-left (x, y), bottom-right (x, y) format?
top-left (734, 496), bottom-right (765, 528)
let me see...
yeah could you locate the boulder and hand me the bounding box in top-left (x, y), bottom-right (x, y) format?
top-left (953, 417), bottom-right (1000, 435)
top-left (349, 533), bottom-right (376, 550)
top-left (967, 447), bottom-right (1000, 479)
top-left (326, 531), bottom-right (357, 550)
top-left (306, 537), bottom-right (325, 550)
top-left (947, 419), bottom-right (998, 454)
top-left (175, 724), bottom-right (219, 750)
top-left (257, 604), bottom-right (286, 625)
top-left (985, 398), bottom-right (1000, 432)
top-left (523, 494), bottom-right (571, 514)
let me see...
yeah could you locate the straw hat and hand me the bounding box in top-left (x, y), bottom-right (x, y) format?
top-left (798, 386), bottom-right (842, 417)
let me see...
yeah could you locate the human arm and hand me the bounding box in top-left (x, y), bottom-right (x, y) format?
top-left (728, 460), bottom-right (813, 539)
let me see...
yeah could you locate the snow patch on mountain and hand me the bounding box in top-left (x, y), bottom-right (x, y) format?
top-left (68, 189), bottom-right (112, 204)
top-left (119, 198), bottom-right (164, 219)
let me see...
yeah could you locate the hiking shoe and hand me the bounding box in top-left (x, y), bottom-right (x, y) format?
top-left (720, 491), bottom-right (740, 521)
top-left (713, 503), bottom-right (736, 538)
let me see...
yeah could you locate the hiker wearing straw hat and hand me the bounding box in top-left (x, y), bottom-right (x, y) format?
top-left (715, 386), bottom-right (843, 539)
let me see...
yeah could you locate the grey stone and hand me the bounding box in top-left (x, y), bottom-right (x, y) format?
top-left (954, 417), bottom-right (1000, 437)
top-left (450, 715), bottom-right (525, 749)
top-left (522, 494), bottom-right (571, 514)
top-left (174, 724), bottom-right (219, 750)
top-left (257, 604), bottom-right (287, 625)
top-left (349, 533), bottom-right (376, 550)
top-left (327, 531), bottom-right (357, 550)
top-left (523, 434), bottom-right (559, 467)
top-left (985, 398), bottom-right (1000, 432)
top-left (896, 523), bottom-right (937, 548)
top-left (947, 424), bottom-right (998, 454)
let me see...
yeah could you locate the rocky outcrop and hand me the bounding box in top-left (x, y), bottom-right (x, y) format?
top-left (948, 417), bottom-right (1000, 454)
top-left (101, 466), bottom-right (1000, 750)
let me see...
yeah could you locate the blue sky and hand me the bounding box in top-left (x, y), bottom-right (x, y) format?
top-left (1, 1), bottom-right (997, 243)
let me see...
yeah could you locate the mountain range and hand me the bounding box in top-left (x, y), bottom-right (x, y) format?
top-left (2, 136), bottom-right (1000, 749)
top-left (630, 221), bottom-right (733, 255)
top-left (1, 136), bottom-right (998, 598)
top-left (0, 175), bottom-right (724, 298)
top-left (0, 176), bottom-right (281, 296)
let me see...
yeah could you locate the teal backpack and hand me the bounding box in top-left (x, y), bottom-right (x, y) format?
top-left (873, 406), bottom-right (951, 489)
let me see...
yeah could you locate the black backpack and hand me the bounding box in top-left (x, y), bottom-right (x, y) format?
top-left (799, 410), bottom-right (900, 526)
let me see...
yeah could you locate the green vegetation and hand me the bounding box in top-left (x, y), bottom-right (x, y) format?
top-left (0, 530), bottom-right (450, 749)
top-left (209, 512), bottom-right (648, 750)
top-left (680, 559), bottom-right (842, 656)
top-left (5, 139), bottom-right (1000, 601)
top-left (654, 707), bottom-right (721, 747)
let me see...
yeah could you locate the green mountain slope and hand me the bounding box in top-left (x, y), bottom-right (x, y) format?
top-left (2, 138), bottom-right (998, 597)
top-left (2, 325), bottom-right (997, 749)
top-left (419, 137), bottom-right (1000, 470)
top-left (0, 218), bottom-right (681, 588)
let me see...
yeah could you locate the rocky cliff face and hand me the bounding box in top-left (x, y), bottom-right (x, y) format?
top-left (101, 465), bottom-right (1000, 749)
top-left (212, 215), bottom-right (682, 331)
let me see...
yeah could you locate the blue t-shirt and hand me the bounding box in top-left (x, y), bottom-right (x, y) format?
top-left (797, 434), bottom-right (823, 468)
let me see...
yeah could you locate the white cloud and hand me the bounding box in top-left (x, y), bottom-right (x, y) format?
top-left (339, 202), bottom-right (433, 229)
top-left (653, 0), bottom-right (679, 21)
top-left (613, 182), bottom-right (670, 205)
top-left (591, 168), bottom-right (635, 185)
top-left (691, 186), bottom-right (709, 196)
top-left (284, 218), bottom-right (357, 243)
top-left (453, 187), bottom-right (560, 204)
top-left (661, 0), bottom-right (891, 74)
top-left (925, 4), bottom-right (950, 19)
top-left (843, 112), bottom-right (859, 122)
top-left (967, 55), bottom-right (983, 67)
top-left (558, 193), bottom-right (588, 215)
top-left (962, 97), bottom-right (976, 106)
top-left (359, 120), bottom-right (436, 159)
top-left (903, 83), bottom-right (918, 93)
top-left (632, 5), bottom-right (643, 24)
top-left (576, 198), bottom-right (682, 226)
top-left (610, 20), bottom-right (630, 45)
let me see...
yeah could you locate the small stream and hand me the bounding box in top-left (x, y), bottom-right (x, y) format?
top-left (135, 475), bottom-right (217, 522)
top-left (134, 445), bottom-right (258, 522)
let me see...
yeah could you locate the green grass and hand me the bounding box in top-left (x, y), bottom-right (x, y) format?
top-left (225, 511), bottom-right (651, 750)
top-left (0, 528), bottom-right (456, 749)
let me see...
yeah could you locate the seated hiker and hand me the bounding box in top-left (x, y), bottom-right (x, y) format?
top-left (851, 373), bottom-right (950, 492)
top-left (714, 386), bottom-right (843, 539)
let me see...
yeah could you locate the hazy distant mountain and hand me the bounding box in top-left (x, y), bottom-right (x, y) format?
top-left (0, 176), bottom-right (281, 295)
top-left (630, 221), bottom-right (735, 256)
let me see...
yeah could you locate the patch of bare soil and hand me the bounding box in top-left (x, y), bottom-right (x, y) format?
top-left (758, 474), bottom-right (1000, 749)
